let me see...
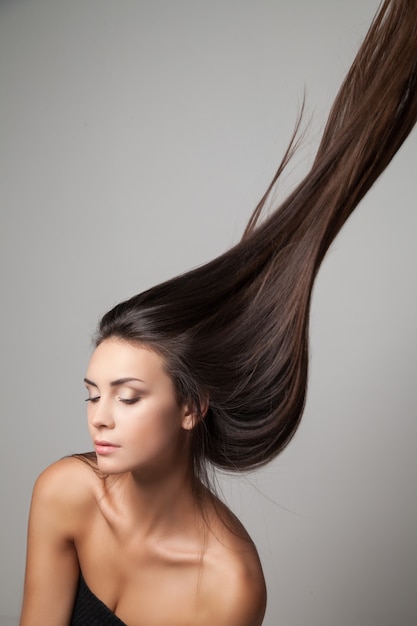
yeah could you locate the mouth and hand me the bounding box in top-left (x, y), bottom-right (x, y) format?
top-left (94, 440), bottom-right (121, 455)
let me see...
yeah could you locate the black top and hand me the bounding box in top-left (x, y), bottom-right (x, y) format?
top-left (70, 574), bottom-right (128, 626)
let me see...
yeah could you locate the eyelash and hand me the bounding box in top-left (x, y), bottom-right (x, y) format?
top-left (118, 397), bottom-right (140, 405)
top-left (84, 397), bottom-right (140, 405)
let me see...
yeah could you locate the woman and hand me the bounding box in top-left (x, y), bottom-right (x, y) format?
top-left (19, 1), bottom-right (417, 625)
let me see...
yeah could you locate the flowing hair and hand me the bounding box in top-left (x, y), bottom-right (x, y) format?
top-left (96, 0), bottom-right (417, 481)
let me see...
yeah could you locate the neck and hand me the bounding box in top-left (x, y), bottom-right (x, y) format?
top-left (117, 454), bottom-right (202, 538)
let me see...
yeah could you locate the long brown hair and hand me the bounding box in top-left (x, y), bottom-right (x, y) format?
top-left (97, 0), bottom-right (417, 480)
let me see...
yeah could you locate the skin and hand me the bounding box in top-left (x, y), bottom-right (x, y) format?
top-left (20, 338), bottom-right (266, 626)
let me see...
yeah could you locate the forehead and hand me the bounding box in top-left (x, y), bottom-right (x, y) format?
top-left (87, 338), bottom-right (168, 382)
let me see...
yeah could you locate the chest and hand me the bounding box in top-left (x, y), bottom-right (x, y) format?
top-left (75, 516), bottom-right (208, 626)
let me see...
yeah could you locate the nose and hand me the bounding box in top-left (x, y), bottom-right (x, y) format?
top-left (88, 397), bottom-right (116, 430)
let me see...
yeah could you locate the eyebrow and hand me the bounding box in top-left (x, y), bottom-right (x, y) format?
top-left (83, 377), bottom-right (146, 387)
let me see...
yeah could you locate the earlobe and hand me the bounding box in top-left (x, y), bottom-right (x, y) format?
top-left (181, 396), bottom-right (209, 431)
top-left (181, 405), bottom-right (198, 430)
top-left (181, 412), bottom-right (195, 431)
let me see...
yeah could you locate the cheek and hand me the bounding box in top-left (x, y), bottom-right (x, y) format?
top-left (126, 403), bottom-right (184, 454)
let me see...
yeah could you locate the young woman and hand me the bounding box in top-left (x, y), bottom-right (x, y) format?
top-left (19, 1), bottom-right (417, 625)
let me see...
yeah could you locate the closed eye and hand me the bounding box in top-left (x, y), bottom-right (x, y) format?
top-left (85, 396), bottom-right (100, 403)
top-left (118, 397), bottom-right (140, 405)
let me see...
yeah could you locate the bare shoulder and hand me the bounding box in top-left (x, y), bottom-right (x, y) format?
top-left (202, 499), bottom-right (267, 626)
top-left (20, 456), bottom-right (101, 626)
top-left (207, 542), bottom-right (266, 626)
top-left (35, 454), bottom-right (97, 488)
top-left (31, 455), bottom-right (100, 536)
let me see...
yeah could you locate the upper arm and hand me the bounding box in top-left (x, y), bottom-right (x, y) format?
top-left (19, 458), bottom-right (93, 626)
top-left (204, 549), bottom-right (267, 626)
top-left (219, 567), bottom-right (267, 626)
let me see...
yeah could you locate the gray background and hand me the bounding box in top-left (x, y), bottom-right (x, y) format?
top-left (1, 1), bottom-right (416, 625)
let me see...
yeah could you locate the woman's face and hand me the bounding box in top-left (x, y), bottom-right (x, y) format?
top-left (84, 338), bottom-right (193, 477)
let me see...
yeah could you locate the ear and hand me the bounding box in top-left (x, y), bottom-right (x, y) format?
top-left (181, 396), bottom-right (209, 431)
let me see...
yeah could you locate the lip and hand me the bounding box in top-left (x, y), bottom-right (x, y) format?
top-left (94, 440), bottom-right (121, 455)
